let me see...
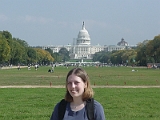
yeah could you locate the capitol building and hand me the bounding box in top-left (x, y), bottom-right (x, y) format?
top-left (42, 22), bottom-right (129, 60)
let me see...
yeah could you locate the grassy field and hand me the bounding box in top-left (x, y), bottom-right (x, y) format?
top-left (0, 66), bottom-right (160, 86)
top-left (0, 88), bottom-right (160, 120)
top-left (0, 66), bottom-right (160, 120)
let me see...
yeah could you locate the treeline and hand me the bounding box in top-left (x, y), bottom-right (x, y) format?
top-left (93, 34), bottom-right (160, 66)
top-left (0, 30), bottom-right (160, 66)
top-left (0, 31), bottom-right (55, 66)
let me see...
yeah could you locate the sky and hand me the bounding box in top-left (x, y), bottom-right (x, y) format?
top-left (0, 0), bottom-right (160, 46)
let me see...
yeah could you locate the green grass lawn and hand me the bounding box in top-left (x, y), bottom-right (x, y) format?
top-left (0, 66), bottom-right (160, 86)
top-left (0, 88), bottom-right (160, 120)
top-left (0, 66), bottom-right (160, 120)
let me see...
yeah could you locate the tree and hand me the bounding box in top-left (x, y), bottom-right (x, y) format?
top-left (53, 52), bottom-right (62, 62)
top-left (0, 34), bottom-right (10, 63)
top-left (136, 35), bottom-right (160, 66)
top-left (35, 48), bottom-right (54, 65)
top-left (145, 35), bottom-right (160, 63)
top-left (93, 51), bottom-right (111, 63)
top-left (10, 40), bottom-right (26, 64)
top-left (27, 47), bottom-right (37, 64)
top-left (135, 40), bottom-right (150, 66)
top-left (59, 47), bottom-right (70, 62)
top-left (14, 38), bottom-right (29, 47)
top-left (92, 51), bottom-right (102, 62)
top-left (2, 31), bottom-right (12, 40)
top-left (109, 49), bottom-right (137, 65)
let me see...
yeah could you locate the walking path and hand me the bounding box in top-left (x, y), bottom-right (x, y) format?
top-left (0, 66), bottom-right (27, 69)
top-left (0, 85), bottom-right (160, 88)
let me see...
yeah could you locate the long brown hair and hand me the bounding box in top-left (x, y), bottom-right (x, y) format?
top-left (65, 67), bottom-right (94, 102)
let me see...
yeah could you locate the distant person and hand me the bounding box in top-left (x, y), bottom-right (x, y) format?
top-left (48, 69), bottom-right (53, 73)
top-left (10, 64), bottom-right (12, 68)
top-left (48, 69), bottom-right (51, 72)
top-left (66, 64), bottom-right (69, 69)
top-left (17, 64), bottom-right (20, 70)
top-left (35, 64), bottom-right (38, 70)
top-left (50, 67), bottom-right (106, 120)
top-left (51, 64), bottom-right (54, 72)
top-left (28, 64), bottom-right (31, 70)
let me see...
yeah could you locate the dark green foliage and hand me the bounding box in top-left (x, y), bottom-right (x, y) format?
top-left (59, 47), bottom-right (70, 62)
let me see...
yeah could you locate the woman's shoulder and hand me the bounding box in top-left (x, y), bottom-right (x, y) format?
top-left (53, 102), bottom-right (60, 111)
top-left (93, 99), bottom-right (106, 120)
top-left (93, 99), bottom-right (103, 107)
top-left (55, 99), bottom-right (69, 109)
top-left (93, 99), bottom-right (104, 112)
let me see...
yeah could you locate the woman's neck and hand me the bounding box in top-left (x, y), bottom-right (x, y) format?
top-left (72, 97), bottom-right (83, 105)
top-left (70, 100), bottom-right (86, 111)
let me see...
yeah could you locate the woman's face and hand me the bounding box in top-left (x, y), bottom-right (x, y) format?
top-left (67, 74), bottom-right (86, 99)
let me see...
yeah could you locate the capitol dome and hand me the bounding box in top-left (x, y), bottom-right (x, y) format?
top-left (117, 38), bottom-right (129, 46)
top-left (76, 22), bottom-right (91, 45)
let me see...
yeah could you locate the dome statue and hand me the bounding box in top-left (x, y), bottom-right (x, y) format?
top-left (117, 38), bottom-right (129, 46)
top-left (76, 21), bottom-right (91, 45)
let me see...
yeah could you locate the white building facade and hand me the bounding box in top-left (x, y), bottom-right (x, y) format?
top-left (42, 22), bottom-right (129, 60)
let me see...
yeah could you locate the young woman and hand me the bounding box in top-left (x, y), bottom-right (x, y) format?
top-left (50, 67), bottom-right (106, 120)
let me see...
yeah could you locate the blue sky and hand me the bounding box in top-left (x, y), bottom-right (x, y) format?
top-left (0, 0), bottom-right (160, 46)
